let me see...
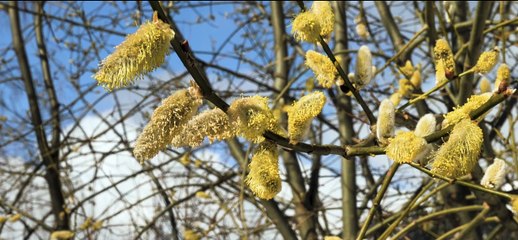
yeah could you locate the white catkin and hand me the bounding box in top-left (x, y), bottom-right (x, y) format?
top-left (376, 99), bottom-right (395, 145)
top-left (354, 45), bottom-right (373, 89)
top-left (414, 114), bottom-right (436, 138)
top-left (481, 158), bottom-right (508, 189)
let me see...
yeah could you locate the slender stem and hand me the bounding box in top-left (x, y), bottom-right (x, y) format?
top-left (356, 163), bottom-right (399, 240)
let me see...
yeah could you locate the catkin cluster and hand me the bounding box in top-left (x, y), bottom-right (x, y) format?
top-left (94, 12), bottom-right (175, 90)
top-left (245, 141), bottom-right (281, 200)
top-left (133, 85), bottom-right (202, 162)
top-left (494, 63), bottom-right (510, 93)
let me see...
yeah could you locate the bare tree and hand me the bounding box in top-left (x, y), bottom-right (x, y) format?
top-left (0, 1), bottom-right (517, 240)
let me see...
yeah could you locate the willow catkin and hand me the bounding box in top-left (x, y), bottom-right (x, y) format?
top-left (431, 119), bottom-right (483, 178)
top-left (389, 92), bottom-right (403, 107)
top-left (93, 12), bottom-right (174, 90)
top-left (479, 77), bottom-right (491, 93)
top-left (376, 99), bottom-right (395, 145)
top-left (414, 114), bottom-right (436, 138)
top-left (245, 141), bottom-right (281, 200)
top-left (50, 231), bottom-right (75, 240)
top-left (480, 158), bottom-right (508, 189)
top-left (494, 63), bottom-right (510, 93)
top-left (398, 78), bottom-right (415, 98)
top-left (433, 39), bottom-right (455, 79)
top-left (354, 45), bottom-right (374, 89)
top-left (133, 85), bottom-right (202, 162)
top-left (472, 48), bottom-right (499, 74)
top-left (227, 95), bottom-right (277, 143)
top-left (310, 1), bottom-right (335, 37)
top-left (171, 108), bottom-right (234, 147)
top-left (291, 11), bottom-right (321, 43)
top-left (442, 93), bottom-right (492, 129)
top-left (386, 131), bottom-right (428, 164)
top-left (287, 91), bottom-right (326, 144)
top-left (305, 50), bottom-right (337, 88)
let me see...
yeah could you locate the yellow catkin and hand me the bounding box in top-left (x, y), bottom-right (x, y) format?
top-left (9, 213), bottom-right (21, 222)
top-left (389, 92), bottom-right (403, 106)
top-left (287, 91), bottom-right (326, 144)
top-left (245, 141), bottom-right (281, 200)
top-left (472, 48), bottom-right (499, 74)
top-left (435, 60), bottom-right (448, 85)
top-left (92, 220), bottom-right (103, 231)
top-left (442, 92), bottom-right (492, 129)
top-left (310, 1), bottom-right (335, 37)
top-left (93, 12), bottom-right (175, 90)
top-left (494, 63), bottom-right (510, 93)
top-left (400, 60), bottom-right (415, 77)
top-left (386, 131), bottom-right (428, 164)
top-left (414, 114), bottom-right (436, 138)
top-left (0, 216), bottom-right (7, 223)
top-left (376, 99), bottom-right (395, 145)
top-left (480, 158), bottom-right (508, 189)
top-left (292, 11), bottom-right (321, 43)
top-left (433, 39), bottom-right (455, 79)
top-left (50, 231), bottom-right (75, 240)
top-left (305, 50), bottom-right (337, 88)
top-left (195, 191), bottom-right (210, 199)
top-left (410, 70), bottom-right (422, 88)
top-left (171, 108), bottom-right (234, 147)
top-left (354, 45), bottom-right (374, 89)
top-left (227, 96), bottom-right (277, 143)
top-left (180, 152), bottom-right (190, 166)
top-left (324, 237), bottom-right (342, 240)
top-left (356, 22), bottom-right (369, 39)
top-left (431, 119), bottom-right (483, 178)
top-left (184, 229), bottom-right (201, 240)
top-left (133, 85), bottom-right (202, 162)
top-left (397, 78), bottom-right (415, 98)
top-left (79, 217), bottom-right (93, 230)
top-left (479, 77), bottom-right (491, 93)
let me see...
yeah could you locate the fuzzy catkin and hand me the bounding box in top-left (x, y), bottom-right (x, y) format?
top-left (133, 86), bottom-right (202, 162)
top-left (376, 99), bottom-right (395, 145)
top-left (414, 114), bottom-right (436, 138)
top-left (287, 91), bottom-right (326, 144)
top-left (472, 48), bottom-right (499, 74)
top-left (305, 50), bottom-right (337, 88)
top-left (479, 77), bottom-right (491, 93)
top-left (386, 131), bottom-right (428, 164)
top-left (171, 108), bottom-right (234, 147)
top-left (433, 39), bottom-right (455, 79)
top-left (245, 141), bottom-right (281, 200)
top-left (291, 11), bottom-right (321, 43)
top-left (494, 63), bottom-right (510, 93)
top-left (227, 95), bottom-right (277, 143)
top-left (310, 1), bottom-right (335, 37)
top-left (354, 45), bottom-right (374, 89)
top-left (431, 119), bottom-right (483, 178)
top-left (93, 12), bottom-right (174, 90)
top-left (442, 93), bottom-right (492, 129)
top-left (50, 231), bottom-right (75, 240)
top-left (481, 158), bottom-right (508, 189)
